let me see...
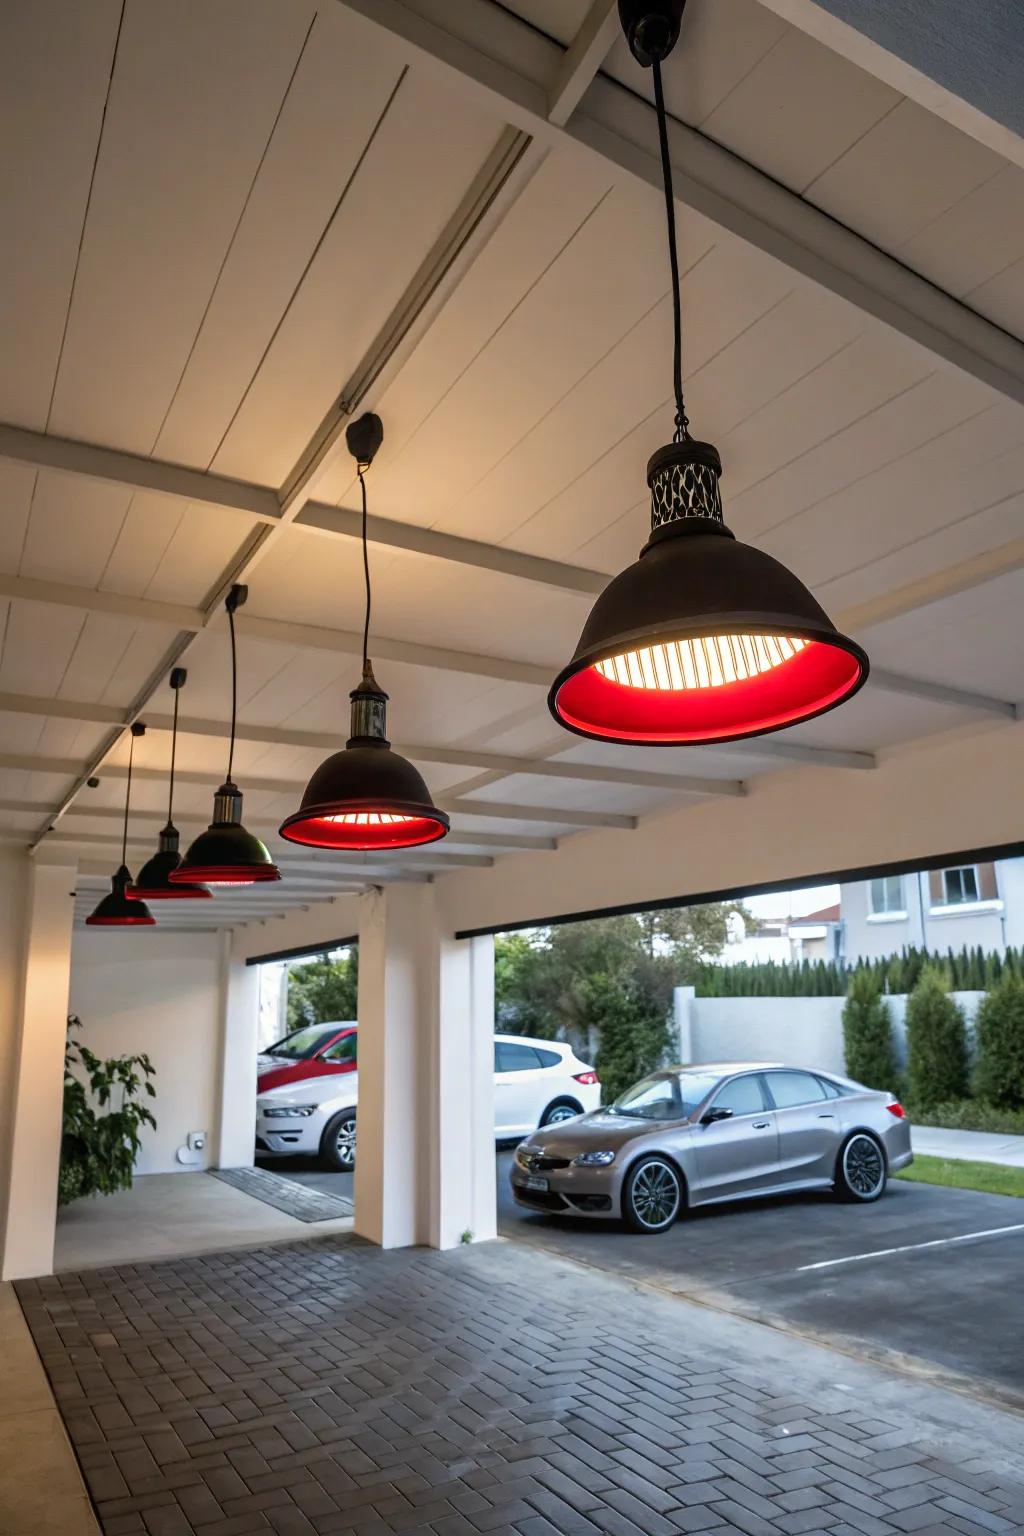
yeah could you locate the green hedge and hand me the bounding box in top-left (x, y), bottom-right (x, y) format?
top-left (694, 943), bottom-right (1023, 998)
top-left (972, 974), bottom-right (1024, 1109)
top-left (904, 1099), bottom-right (1024, 1136)
top-left (841, 970), bottom-right (897, 1091)
top-left (905, 966), bottom-right (969, 1108)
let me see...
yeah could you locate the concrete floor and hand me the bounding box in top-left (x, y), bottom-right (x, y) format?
top-left (496, 1149), bottom-right (1024, 1408)
top-left (54, 1170), bottom-right (353, 1272)
top-left (0, 1282), bottom-right (99, 1534)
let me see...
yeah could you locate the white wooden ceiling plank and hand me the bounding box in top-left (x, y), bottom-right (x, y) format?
top-left (897, 166), bottom-right (1024, 303)
top-left (0, 463), bottom-right (36, 574)
top-left (47, 0), bottom-right (318, 455)
top-left (0, 0), bottom-right (122, 430)
top-left (211, 71), bottom-right (505, 485)
top-left (732, 382), bottom-right (1015, 543)
top-left (445, 232), bottom-right (795, 550)
top-left (19, 472), bottom-right (132, 587)
top-left (353, 179), bottom-right (712, 535)
top-left (315, 146), bottom-right (615, 510)
top-left (701, 25), bottom-right (901, 194)
top-left (0, 602), bottom-right (85, 697)
top-left (154, 14), bottom-right (407, 471)
top-left (142, 504), bottom-right (253, 606)
top-left (99, 492), bottom-right (185, 598)
top-left (807, 97), bottom-right (1005, 255)
top-left (967, 256), bottom-right (1024, 342)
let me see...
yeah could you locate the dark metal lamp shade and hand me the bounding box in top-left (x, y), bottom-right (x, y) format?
top-left (86, 865), bottom-right (156, 926)
top-left (549, 440), bottom-right (867, 745)
top-left (170, 782), bottom-right (281, 885)
top-left (128, 825), bottom-right (211, 899)
top-left (279, 664), bottom-right (449, 851)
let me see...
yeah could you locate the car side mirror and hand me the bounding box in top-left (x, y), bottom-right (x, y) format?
top-left (700, 1106), bottom-right (733, 1125)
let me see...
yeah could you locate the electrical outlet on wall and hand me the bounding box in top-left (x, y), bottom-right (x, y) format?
top-left (187, 1131), bottom-right (206, 1153)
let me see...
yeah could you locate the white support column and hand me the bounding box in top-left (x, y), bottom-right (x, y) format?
top-left (215, 930), bottom-right (259, 1169)
top-left (353, 886), bottom-right (496, 1250)
top-left (674, 985), bottom-right (696, 1064)
top-left (2, 862), bottom-right (76, 1280)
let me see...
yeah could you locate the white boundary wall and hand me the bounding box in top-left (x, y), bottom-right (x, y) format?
top-left (673, 987), bottom-right (986, 1077)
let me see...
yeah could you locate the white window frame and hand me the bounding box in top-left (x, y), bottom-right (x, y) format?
top-left (867, 873), bottom-right (907, 924)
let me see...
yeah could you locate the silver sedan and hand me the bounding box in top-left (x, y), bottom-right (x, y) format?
top-left (510, 1061), bottom-right (912, 1233)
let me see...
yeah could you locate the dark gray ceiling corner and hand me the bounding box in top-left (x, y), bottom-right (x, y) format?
top-left (814, 0), bottom-right (1024, 139)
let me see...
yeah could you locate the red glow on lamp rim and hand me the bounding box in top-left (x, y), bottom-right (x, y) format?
top-left (552, 635), bottom-right (866, 745)
top-left (167, 865), bottom-right (281, 885)
top-left (279, 811), bottom-right (449, 851)
top-left (85, 914), bottom-right (156, 926)
top-left (126, 884), bottom-right (212, 900)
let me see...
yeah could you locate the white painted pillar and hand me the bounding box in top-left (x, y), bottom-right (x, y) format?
top-left (2, 862), bottom-right (76, 1281)
top-left (215, 930), bottom-right (259, 1169)
top-left (354, 886), bottom-right (496, 1250)
top-left (674, 984), bottom-right (696, 1063)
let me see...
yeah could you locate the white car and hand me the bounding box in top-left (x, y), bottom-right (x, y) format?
top-left (255, 1025), bottom-right (600, 1171)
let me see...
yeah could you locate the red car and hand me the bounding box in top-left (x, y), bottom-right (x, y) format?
top-left (256, 1020), bottom-right (357, 1093)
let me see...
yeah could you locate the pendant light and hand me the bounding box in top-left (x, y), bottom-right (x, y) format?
top-left (170, 585), bottom-right (281, 885)
top-left (548, 0), bottom-right (867, 746)
top-left (86, 723), bottom-right (156, 926)
top-left (127, 668), bottom-right (210, 901)
top-left (278, 414), bottom-right (450, 850)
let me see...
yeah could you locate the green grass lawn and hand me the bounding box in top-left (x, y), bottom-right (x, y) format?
top-left (897, 1155), bottom-right (1024, 1199)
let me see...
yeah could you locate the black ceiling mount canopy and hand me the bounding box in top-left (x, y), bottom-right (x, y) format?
top-left (548, 1), bottom-right (867, 746)
top-left (171, 584), bottom-right (282, 887)
top-left (86, 721), bottom-right (155, 927)
top-left (279, 413), bottom-right (450, 852)
top-left (128, 666), bottom-right (211, 901)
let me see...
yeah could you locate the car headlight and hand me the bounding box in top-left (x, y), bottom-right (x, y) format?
top-left (572, 1149), bottom-right (615, 1166)
top-left (261, 1105), bottom-right (317, 1118)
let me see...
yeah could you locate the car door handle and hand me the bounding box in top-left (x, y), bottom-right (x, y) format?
top-left (752, 1120), bottom-right (771, 1129)
top-left (817, 1113), bottom-right (836, 1119)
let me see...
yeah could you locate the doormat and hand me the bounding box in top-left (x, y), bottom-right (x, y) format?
top-left (209, 1167), bottom-right (354, 1223)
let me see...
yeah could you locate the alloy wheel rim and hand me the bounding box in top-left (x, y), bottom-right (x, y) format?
top-left (844, 1134), bottom-right (884, 1197)
top-left (546, 1106), bottom-right (576, 1124)
top-left (336, 1119), bottom-right (356, 1166)
top-left (631, 1160), bottom-right (680, 1227)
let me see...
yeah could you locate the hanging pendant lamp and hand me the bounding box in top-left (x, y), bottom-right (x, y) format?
top-left (128, 668), bottom-right (210, 900)
top-left (86, 722), bottom-right (156, 926)
top-left (278, 414), bottom-right (450, 851)
top-left (170, 586), bottom-right (281, 886)
top-left (548, 0), bottom-right (867, 746)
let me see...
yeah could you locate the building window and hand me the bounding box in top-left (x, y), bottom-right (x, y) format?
top-left (942, 866), bottom-right (979, 905)
top-left (870, 875), bottom-right (904, 914)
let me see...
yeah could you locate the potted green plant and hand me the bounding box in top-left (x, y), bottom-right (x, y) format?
top-left (58, 1015), bottom-right (157, 1206)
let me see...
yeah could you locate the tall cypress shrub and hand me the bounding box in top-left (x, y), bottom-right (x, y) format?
top-left (842, 970), bottom-right (897, 1090)
top-left (905, 965), bottom-right (969, 1107)
top-left (973, 975), bottom-right (1024, 1109)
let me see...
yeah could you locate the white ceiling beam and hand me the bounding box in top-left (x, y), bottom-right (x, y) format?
top-left (870, 670), bottom-right (1019, 720)
top-left (0, 422), bottom-right (281, 522)
top-left (0, 572), bottom-right (204, 631)
top-left (440, 798), bottom-right (635, 830)
top-left (333, 0), bottom-right (1024, 408)
top-left (47, 828), bottom-right (493, 869)
top-left (294, 501), bottom-right (606, 595)
top-left (0, 690), bottom-right (742, 796)
top-left (547, 0), bottom-right (620, 127)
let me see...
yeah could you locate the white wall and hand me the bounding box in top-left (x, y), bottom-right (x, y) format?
top-left (0, 852), bottom-right (28, 1256)
top-left (674, 987), bottom-right (986, 1079)
top-left (69, 930), bottom-right (224, 1174)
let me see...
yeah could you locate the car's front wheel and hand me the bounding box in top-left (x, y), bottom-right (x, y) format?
top-left (622, 1156), bottom-right (683, 1233)
top-left (320, 1109), bottom-right (357, 1173)
top-left (835, 1131), bottom-right (887, 1202)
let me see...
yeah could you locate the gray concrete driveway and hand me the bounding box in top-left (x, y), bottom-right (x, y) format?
top-left (496, 1150), bottom-right (1024, 1408)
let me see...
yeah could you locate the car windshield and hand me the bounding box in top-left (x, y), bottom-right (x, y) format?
top-left (610, 1071), bottom-right (721, 1120)
top-left (265, 1024), bottom-right (340, 1060)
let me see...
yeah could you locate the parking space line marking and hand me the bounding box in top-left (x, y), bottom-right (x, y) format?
top-left (797, 1223), bottom-right (1024, 1272)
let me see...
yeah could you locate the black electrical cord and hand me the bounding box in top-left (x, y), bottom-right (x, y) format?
top-left (358, 465), bottom-right (372, 667)
top-left (122, 729), bottom-right (138, 867)
top-left (651, 53), bottom-right (689, 441)
top-left (226, 599), bottom-right (238, 784)
top-left (167, 679), bottom-right (179, 823)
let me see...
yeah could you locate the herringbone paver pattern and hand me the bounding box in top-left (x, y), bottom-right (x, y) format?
top-left (15, 1236), bottom-right (1024, 1536)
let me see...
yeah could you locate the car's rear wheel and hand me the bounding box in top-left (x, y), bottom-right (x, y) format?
top-left (540, 1098), bottom-right (582, 1127)
top-left (835, 1131), bottom-right (886, 1202)
top-left (622, 1156), bottom-right (682, 1233)
top-left (320, 1109), bottom-right (357, 1173)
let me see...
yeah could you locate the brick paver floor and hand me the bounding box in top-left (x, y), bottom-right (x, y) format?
top-left (15, 1234), bottom-right (1024, 1536)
